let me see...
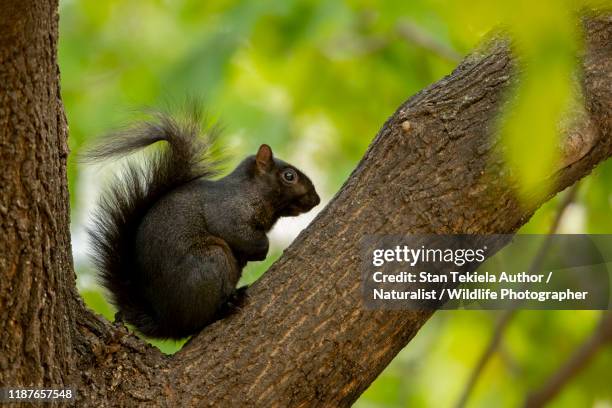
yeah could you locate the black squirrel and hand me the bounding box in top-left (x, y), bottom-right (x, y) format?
top-left (85, 109), bottom-right (320, 339)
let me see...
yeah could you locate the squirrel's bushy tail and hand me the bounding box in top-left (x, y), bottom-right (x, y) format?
top-left (84, 107), bottom-right (222, 337)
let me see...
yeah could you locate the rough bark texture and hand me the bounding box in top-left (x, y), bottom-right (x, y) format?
top-left (0, 0), bottom-right (76, 388)
top-left (0, 3), bottom-right (610, 407)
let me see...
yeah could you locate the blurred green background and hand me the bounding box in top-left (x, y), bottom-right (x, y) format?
top-left (60, 0), bottom-right (612, 406)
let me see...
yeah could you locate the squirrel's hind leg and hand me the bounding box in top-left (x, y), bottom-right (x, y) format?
top-left (159, 237), bottom-right (242, 337)
top-left (217, 284), bottom-right (249, 320)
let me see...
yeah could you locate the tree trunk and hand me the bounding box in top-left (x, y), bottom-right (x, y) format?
top-left (0, 0), bottom-right (76, 388)
top-left (0, 3), bottom-right (610, 407)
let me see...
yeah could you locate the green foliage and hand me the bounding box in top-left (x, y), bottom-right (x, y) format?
top-left (60, 0), bottom-right (612, 406)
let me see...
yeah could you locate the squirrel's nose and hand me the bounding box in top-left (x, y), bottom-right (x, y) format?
top-left (310, 192), bottom-right (321, 207)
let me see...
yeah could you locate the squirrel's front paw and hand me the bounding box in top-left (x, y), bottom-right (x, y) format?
top-left (249, 240), bottom-right (269, 261)
top-left (233, 236), bottom-right (269, 262)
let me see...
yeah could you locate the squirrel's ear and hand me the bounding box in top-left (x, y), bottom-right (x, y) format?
top-left (255, 144), bottom-right (274, 172)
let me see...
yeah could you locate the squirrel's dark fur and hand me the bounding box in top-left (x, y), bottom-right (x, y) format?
top-left (85, 108), bottom-right (320, 339)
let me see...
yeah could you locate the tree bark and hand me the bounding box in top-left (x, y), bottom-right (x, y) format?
top-left (0, 3), bottom-right (610, 407)
top-left (0, 0), bottom-right (76, 388)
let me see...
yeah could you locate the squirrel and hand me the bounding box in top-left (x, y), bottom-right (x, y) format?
top-left (84, 109), bottom-right (320, 339)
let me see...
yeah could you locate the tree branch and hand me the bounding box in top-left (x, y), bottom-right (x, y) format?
top-left (455, 183), bottom-right (580, 408)
top-left (396, 20), bottom-right (462, 62)
top-left (1, 4), bottom-right (611, 406)
top-left (73, 14), bottom-right (611, 406)
top-left (525, 311), bottom-right (612, 408)
top-left (160, 15), bottom-right (610, 407)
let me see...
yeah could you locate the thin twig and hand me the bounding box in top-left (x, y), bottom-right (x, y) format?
top-left (396, 20), bottom-right (462, 63)
top-left (324, 19), bottom-right (461, 63)
top-left (524, 311), bottom-right (612, 408)
top-left (455, 183), bottom-right (580, 408)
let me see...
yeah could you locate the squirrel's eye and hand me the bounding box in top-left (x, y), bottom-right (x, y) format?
top-left (282, 168), bottom-right (298, 184)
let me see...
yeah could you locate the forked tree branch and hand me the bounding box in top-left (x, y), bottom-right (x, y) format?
top-left (1, 3), bottom-right (611, 406)
top-left (68, 14), bottom-right (612, 406)
top-left (84, 15), bottom-right (609, 407)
